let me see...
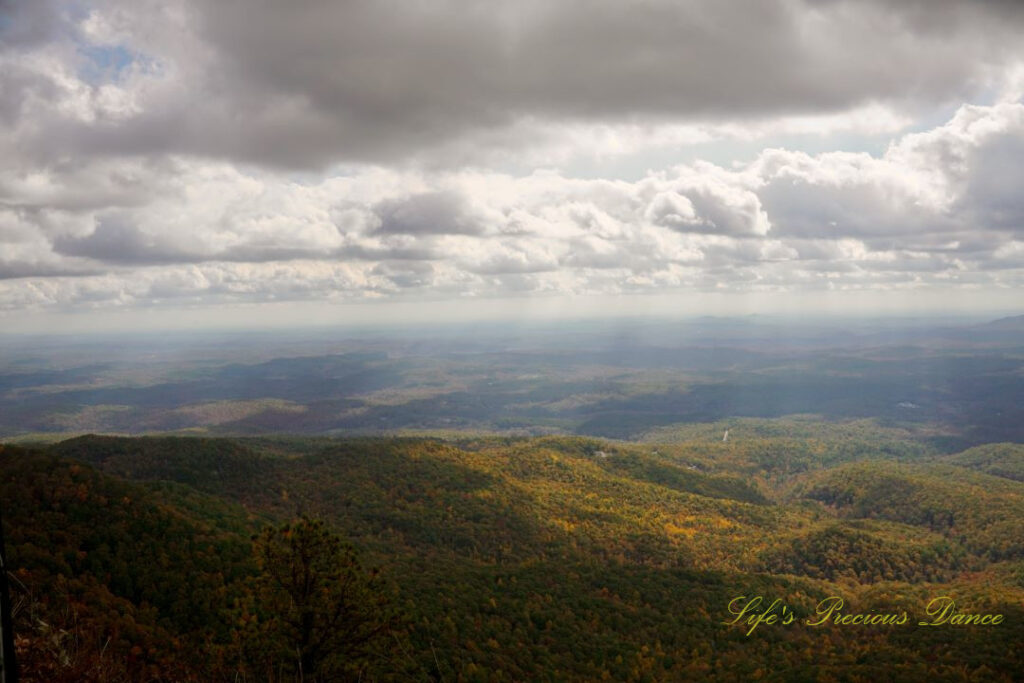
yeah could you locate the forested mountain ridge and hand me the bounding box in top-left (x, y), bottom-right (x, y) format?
top-left (797, 461), bottom-right (1024, 560)
top-left (0, 444), bottom-right (256, 681)
top-left (935, 442), bottom-right (1024, 482)
top-left (2, 429), bottom-right (1022, 680)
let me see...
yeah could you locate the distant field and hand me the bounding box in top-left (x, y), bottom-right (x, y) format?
top-left (2, 315), bottom-right (1022, 449)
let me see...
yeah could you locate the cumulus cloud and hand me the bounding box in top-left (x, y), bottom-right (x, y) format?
top-left (375, 192), bottom-right (485, 236)
top-left (1, 101), bottom-right (1022, 311)
top-left (645, 167), bottom-right (770, 237)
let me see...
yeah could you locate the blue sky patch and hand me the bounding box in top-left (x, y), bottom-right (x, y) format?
top-left (78, 43), bottom-right (135, 83)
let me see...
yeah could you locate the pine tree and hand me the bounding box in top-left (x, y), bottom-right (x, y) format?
top-left (250, 518), bottom-right (398, 682)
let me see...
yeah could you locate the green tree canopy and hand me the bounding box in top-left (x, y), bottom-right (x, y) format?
top-left (249, 517), bottom-right (398, 682)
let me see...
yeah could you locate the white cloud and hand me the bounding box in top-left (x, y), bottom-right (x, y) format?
top-left (3, 102), bottom-right (1024, 309)
top-left (0, 109), bottom-right (1018, 310)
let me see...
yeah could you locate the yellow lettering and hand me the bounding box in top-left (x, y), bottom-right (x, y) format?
top-left (807, 596), bottom-right (843, 627)
top-left (920, 596), bottom-right (955, 626)
top-left (726, 596), bottom-right (761, 624)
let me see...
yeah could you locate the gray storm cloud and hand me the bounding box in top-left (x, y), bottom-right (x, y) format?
top-left (3, 0), bottom-right (1024, 167)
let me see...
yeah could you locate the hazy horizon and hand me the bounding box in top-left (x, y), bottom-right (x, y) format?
top-left (3, 291), bottom-right (1022, 336)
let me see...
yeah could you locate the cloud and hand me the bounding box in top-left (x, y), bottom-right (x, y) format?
top-left (1, 2), bottom-right (1022, 316)
top-left (644, 167), bottom-right (770, 236)
top-left (3, 0), bottom-right (1024, 169)
top-left (2, 102), bottom-right (1023, 310)
top-left (52, 215), bottom-right (193, 263)
top-left (374, 191), bottom-right (484, 236)
top-left (755, 102), bottom-right (1024, 257)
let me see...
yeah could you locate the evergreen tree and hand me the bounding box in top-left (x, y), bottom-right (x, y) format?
top-left (249, 518), bottom-right (397, 682)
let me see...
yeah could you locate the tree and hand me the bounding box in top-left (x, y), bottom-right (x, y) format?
top-left (248, 518), bottom-right (398, 682)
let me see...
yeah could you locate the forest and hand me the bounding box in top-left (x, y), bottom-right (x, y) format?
top-left (2, 421), bottom-right (1022, 680)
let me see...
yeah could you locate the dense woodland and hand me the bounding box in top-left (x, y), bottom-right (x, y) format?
top-left (1, 421), bottom-right (1022, 680)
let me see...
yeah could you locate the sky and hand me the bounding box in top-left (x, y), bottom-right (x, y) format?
top-left (1, 0), bottom-right (1023, 331)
